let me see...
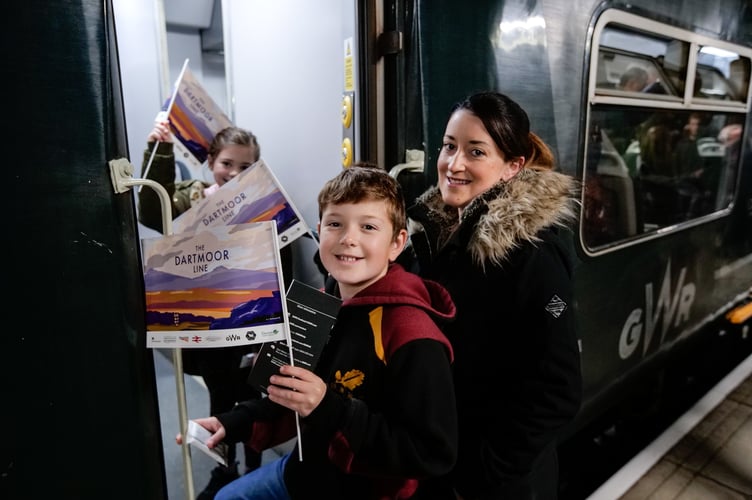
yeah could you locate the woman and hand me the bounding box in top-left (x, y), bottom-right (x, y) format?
top-left (408, 91), bottom-right (582, 499)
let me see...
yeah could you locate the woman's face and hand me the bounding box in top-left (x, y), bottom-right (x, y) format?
top-left (437, 109), bottom-right (522, 214)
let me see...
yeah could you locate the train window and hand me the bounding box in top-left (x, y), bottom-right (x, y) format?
top-left (728, 56), bottom-right (751, 102)
top-left (695, 46), bottom-right (750, 103)
top-left (595, 26), bottom-right (683, 99)
top-left (595, 49), bottom-right (672, 95)
top-left (582, 10), bottom-right (752, 253)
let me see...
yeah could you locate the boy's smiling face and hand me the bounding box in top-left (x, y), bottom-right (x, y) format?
top-left (317, 199), bottom-right (406, 300)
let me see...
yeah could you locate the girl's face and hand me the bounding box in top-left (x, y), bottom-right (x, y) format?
top-left (208, 144), bottom-right (255, 186)
top-left (437, 109), bottom-right (523, 215)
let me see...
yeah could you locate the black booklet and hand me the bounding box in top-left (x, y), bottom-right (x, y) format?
top-left (248, 279), bottom-right (342, 394)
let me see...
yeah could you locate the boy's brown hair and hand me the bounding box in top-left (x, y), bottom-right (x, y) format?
top-left (317, 166), bottom-right (407, 240)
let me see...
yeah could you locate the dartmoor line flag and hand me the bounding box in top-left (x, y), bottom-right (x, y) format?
top-left (171, 158), bottom-right (311, 248)
top-left (141, 221), bottom-right (290, 349)
top-left (165, 62), bottom-right (233, 178)
top-left (143, 59), bottom-right (233, 182)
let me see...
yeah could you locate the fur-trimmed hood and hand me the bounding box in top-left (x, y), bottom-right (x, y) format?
top-left (410, 167), bottom-right (578, 266)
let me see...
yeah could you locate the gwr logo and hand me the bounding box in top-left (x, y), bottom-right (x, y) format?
top-left (226, 333), bottom-right (241, 342)
top-left (619, 259), bottom-right (696, 360)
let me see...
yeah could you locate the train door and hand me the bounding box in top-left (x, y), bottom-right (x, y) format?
top-left (5, 1), bottom-right (167, 498)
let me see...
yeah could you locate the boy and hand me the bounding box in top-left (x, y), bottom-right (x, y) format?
top-left (179, 166), bottom-right (458, 500)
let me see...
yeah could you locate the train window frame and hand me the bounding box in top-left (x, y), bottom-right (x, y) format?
top-left (581, 9), bottom-right (752, 255)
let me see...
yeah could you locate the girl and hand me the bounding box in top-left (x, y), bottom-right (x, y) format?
top-left (138, 124), bottom-right (276, 500)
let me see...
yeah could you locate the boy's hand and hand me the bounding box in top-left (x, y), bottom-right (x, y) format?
top-left (175, 417), bottom-right (225, 449)
top-left (267, 365), bottom-right (326, 417)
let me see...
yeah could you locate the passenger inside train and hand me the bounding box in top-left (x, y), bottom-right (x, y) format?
top-left (138, 123), bottom-right (272, 499)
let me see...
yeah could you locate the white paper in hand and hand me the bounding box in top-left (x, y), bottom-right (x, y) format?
top-left (185, 420), bottom-right (229, 466)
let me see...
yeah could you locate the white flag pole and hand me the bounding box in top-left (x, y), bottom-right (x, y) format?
top-left (140, 58), bottom-right (190, 185)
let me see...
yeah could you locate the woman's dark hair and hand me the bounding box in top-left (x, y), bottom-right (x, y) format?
top-left (450, 91), bottom-right (554, 170)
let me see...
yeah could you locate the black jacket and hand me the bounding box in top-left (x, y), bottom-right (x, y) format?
top-left (217, 263), bottom-right (458, 499)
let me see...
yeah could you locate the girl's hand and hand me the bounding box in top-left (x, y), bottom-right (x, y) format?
top-left (147, 121), bottom-right (173, 143)
top-left (267, 365), bottom-right (327, 417)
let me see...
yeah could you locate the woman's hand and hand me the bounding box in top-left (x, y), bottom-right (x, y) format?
top-left (267, 365), bottom-right (327, 417)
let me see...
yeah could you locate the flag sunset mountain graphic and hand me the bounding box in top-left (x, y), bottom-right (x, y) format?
top-left (143, 265), bottom-right (282, 330)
